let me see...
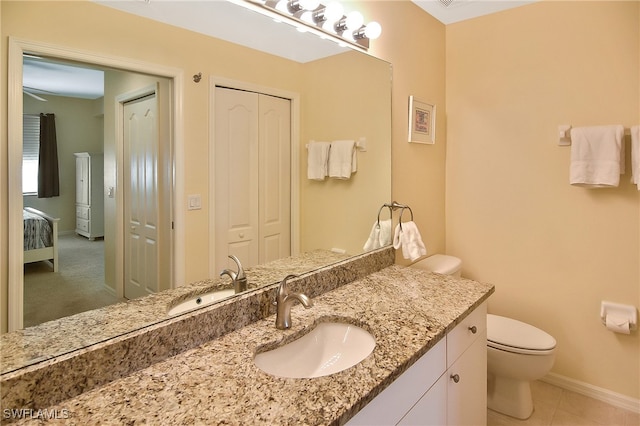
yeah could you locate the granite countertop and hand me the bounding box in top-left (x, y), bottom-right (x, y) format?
top-left (22, 265), bottom-right (493, 425)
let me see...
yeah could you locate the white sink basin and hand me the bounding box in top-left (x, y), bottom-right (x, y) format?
top-left (167, 288), bottom-right (236, 316)
top-left (254, 322), bottom-right (375, 378)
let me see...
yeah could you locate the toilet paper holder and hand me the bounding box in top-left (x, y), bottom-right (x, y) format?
top-left (600, 301), bottom-right (637, 332)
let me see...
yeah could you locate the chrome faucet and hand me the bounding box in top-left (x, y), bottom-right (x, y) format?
top-left (220, 255), bottom-right (247, 294)
top-left (275, 274), bottom-right (313, 330)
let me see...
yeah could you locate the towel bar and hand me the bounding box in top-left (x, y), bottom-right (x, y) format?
top-left (377, 201), bottom-right (414, 229)
top-left (306, 138), bottom-right (367, 150)
top-left (558, 125), bottom-right (632, 146)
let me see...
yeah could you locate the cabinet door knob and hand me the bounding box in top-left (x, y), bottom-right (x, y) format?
top-left (450, 373), bottom-right (460, 383)
top-left (468, 325), bottom-right (477, 334)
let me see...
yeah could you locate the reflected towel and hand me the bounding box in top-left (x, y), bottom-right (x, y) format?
top-left (393, 221), bottom-right (427, 261)
top-left (328, 140), bottom-right (356, 179)
top-left (363, 219), bottom-right (393, 251)
top-left (632, 126), bottom-right (639, 191)
top-left (307, 141), bottom-right (330, 180)
top-left (570, 125), bottom-right (625, 188)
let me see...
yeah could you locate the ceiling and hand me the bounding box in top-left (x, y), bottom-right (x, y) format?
top-left (412, 0), bottom-right (538, 25)
top-left (23, 0), bottom-right (537, 100)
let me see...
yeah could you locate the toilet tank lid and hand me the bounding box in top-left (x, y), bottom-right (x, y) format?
top-left (412, 254), bottom-right (461, 275)
top-left (487, 314), bottom-right (556, 351)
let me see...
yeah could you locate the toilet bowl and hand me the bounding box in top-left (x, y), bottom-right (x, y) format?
top-left (487, 314), bottom-right (556, 419)
top-left (409, 256), bottom-right (557, 420)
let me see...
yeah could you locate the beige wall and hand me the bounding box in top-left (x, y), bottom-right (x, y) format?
top-left (446, 1), bottom-right (639, 400)
top-left (300, 51), bottom-right (391, 255)
top-left (363, 0), bottom-right (448, 264)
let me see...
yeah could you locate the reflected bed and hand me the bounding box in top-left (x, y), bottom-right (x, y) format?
top-left (23, 207), bottom-right (59, 272)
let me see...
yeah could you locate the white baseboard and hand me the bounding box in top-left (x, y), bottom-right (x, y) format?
top-left (541, 372), bottom-right (640, 414)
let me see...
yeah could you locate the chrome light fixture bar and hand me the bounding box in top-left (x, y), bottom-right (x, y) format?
top-left (236, 0), bottom-right (382, 51)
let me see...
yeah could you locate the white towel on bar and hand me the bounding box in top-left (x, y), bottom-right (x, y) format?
top-left (307, 141), bottom-right (330, 180)
top-left (393, 221), bottom-right (427, 261)
top-left (570, 125), bottom-right (625, 188)
top-left (632, 126), bottom-right (640, 191)
top-left (363, 219), bottom-right (393, 251)
top-left (328, 140), bottom-right (356, 179)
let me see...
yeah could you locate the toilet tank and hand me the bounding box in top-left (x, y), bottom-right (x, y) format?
top-left (410, 254), bottom-right (462, 277)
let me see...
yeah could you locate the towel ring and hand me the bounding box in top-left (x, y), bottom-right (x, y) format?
top-left (376, 204), bottom-right (393, 227)
top-left (398, 205), bottom-right (414, 230)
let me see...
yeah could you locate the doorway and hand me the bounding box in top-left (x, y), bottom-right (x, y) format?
top-left (7, 38), bottom-right (184, 332)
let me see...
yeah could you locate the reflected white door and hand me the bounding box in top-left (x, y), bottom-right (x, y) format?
top-left (258, 94), bottom-right (291, 264)
top-left (124, 93), bottom-right (160, 299)
top-left (214, 87), bottom-right (290, 272)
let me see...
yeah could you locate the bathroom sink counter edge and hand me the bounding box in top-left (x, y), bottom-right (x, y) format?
top-left (26, 265), bottom-right (494, 425)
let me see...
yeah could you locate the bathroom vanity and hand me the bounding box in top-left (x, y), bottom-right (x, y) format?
top-left (1, 248), bottom-right (493, 425)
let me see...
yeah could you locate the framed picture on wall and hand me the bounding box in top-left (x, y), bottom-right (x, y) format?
top-left (408, 96), bottom-right (436, 144)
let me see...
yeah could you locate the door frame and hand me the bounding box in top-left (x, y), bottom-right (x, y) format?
top-left (7, 37), bottom-right (185, 331)
top-left (208, 76), bottom-right (300, 278)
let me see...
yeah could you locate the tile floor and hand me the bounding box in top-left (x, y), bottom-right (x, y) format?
top-left (487, 381), bottom-right (640, 426)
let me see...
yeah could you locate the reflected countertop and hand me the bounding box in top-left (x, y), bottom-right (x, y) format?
top-left (0, 250), bottom-right (351, 375)
top-left (18, 265), bottom-right (494, 425)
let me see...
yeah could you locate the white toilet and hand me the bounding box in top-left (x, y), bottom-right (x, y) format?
top-left (487, 314), bottom-right (556, 419)
top-left (410, 254), bottom-right (557, 420)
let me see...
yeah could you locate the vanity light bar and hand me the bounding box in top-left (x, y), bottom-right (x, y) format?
top-left (237, 0), bottom-right (381, 51)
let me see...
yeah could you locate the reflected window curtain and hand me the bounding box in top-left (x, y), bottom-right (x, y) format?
top-left (37, 113), bottom-right (60, 198)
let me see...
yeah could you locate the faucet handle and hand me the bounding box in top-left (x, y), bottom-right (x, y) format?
top-left (277, 274), bottom-right (299, 299)
top-left (228, 255), bottom-right (245, 280)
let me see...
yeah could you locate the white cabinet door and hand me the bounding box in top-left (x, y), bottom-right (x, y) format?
top-left (347, 338), bottom-right (446, 426)
top-left (75, 155), bottom-right (89, 206)
top-left (447, 329), bottom-right (487, 426)
top-left (398, 374), bottom-right (447, 426)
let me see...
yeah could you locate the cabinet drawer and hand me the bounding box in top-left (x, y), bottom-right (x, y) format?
top-left (76, 206), bottom-right (90, 220)
top-left (447, 301), bottom-right (487, 366)
top-left (76, 218), bottom-right (90, 233)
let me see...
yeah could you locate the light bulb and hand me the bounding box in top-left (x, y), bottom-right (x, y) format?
top-left (275, 0), bottom-right (289, 13)
top-left (299, 0), bottom-right (320, 10)
top-left (344, 11), bottom-right (364, 30)
top-left (299, 11), bottom-right (314, 24)
top-left (364, 21), bottom-right (382, 39)
top-left (321, 20), bottom-right (337, 34)
top-left (323, 1), bottom-right (344, 23)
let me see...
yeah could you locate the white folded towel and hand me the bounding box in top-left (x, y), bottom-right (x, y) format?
top-left (307, 141), bottom-right (330, 180)
top-left (631, 126), bottom-right (640, 191)
top-left (393, 221), bottom-right (427, 261)
top-left (570, 125), bottom-right (625, 188)
top-left (328, 140), bottom-right (356, 179)
top-left (363, 219), bottom-right (393, 251)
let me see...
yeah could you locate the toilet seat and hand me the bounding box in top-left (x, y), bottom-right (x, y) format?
top-left (487, 314), bottom-right (556, 356)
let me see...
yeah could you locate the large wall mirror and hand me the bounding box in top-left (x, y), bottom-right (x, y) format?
top-left (2, 0), bottom-right (391, 372)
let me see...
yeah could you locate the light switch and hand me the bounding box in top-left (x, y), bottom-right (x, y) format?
top-left (188, 194), bottom-right (201, 210)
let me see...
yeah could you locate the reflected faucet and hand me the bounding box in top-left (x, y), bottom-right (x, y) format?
top-left (220, 255), bottom-right (247, 294)
top-left (275, 274), bottom-right (313, 330)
